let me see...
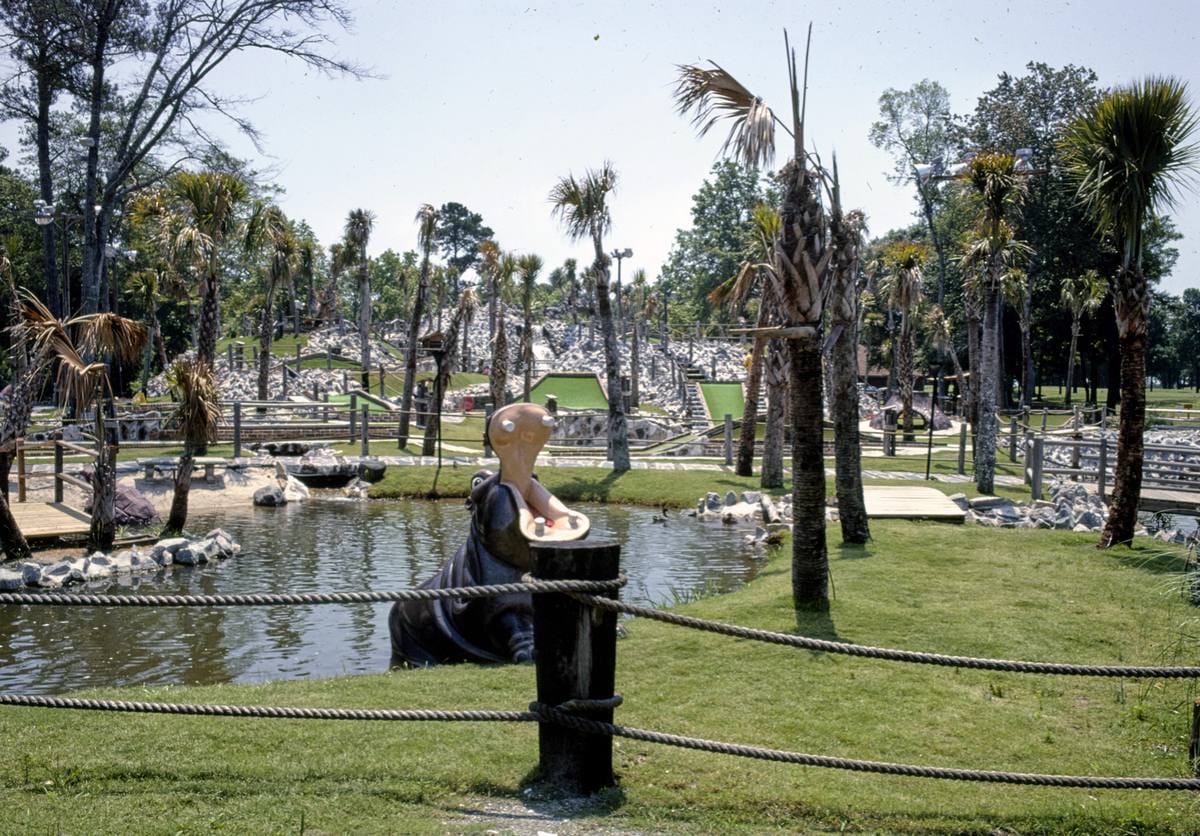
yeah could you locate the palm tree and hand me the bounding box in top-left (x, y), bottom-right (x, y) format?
top-left (134, 172), bottom-right (248, 367)
top-left (398, 204), bottom-right (437, 447)
top-left (125, 267), bottom-right (170, 392)
top-left (674, 27), bottom-right (833, 605)
top-left (549, 162), bottom-right (631, 471)
top-left (1002, 268), bottom-right (1033, 408)
top-left (1061, 76), bottom-right (1198, 547)
top-left (760, 338), bottom-right (788, 490)
top-left (924, 305), bottom-right (967, 411)
top-left (478, 239), bottom-right (501, 340)
top-left (960, 153), bottom-right (1028, 494)
top-left (879, 241), bottom-right (927, 442)
top-left (827, 185), bottom-right (870, 545)
top-left (344, 209), bottom-right (376, 389)
top-left (162, 359), bottom-right (220, 534)
top-left (517, 253), bottom-right (543, 401)
top-left (709, 203), bottom-right (779, 478)
top-left (319, 241), bottom-right (346, 323)
top-left (248, 205), bottom-right (296, 401)
top-left (1059, 269), bottom-right (1107, 407)
top-left (491, 316), bottom-right (509, 410)
top-left (22, 295), bottom-right (147, 551)
top-left (459, 285), bottom-right (480, 370)
top-left (424, 289), bottom-right (477, 457)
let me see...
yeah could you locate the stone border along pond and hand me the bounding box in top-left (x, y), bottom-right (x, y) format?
top-left (0, 530), bottom-right (241, 590)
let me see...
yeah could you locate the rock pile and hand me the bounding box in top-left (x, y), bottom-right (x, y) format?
top-left (0, 529), bottom-right (241, 589)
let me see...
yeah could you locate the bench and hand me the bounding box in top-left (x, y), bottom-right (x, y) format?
top-left (140, 457), bottom-right (230, 483)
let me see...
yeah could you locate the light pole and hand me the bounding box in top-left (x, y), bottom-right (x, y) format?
top-left (610, 248), bottom-right (632, 335)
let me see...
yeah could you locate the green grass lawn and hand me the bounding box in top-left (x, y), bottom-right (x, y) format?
top-left (700, 382), bottom-right (744, 422)
top-left (0, 523), bottom-right (1195, 832)
top-left (528, 374), bottom-right (608, 411)
top-left (216, 333), bottom-right (309, 358)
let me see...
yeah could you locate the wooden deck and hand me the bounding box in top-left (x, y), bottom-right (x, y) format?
top-left (10, 502), bottom-right (92, 539)
top-left (862, 486), bottom-right (966, 522)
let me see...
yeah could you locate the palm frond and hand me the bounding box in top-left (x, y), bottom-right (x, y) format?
top-left (71, 312), bottom-right (148, 364)
top-left (165, 359), bottom-right (220, 447)
top-left (415, 204), bottom-right (438, 254)
top-left (674, 63), bottom-right (778, 169)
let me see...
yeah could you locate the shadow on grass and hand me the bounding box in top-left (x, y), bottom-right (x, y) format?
top-left (793, 599), bottom-right (843, 649)
top-left (836, 542), bottom-right (873, 561)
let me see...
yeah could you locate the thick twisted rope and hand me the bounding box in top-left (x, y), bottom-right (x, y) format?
top-left (575, 595), bottom-right (1200, 678)
top-left (0, 577), bottom-right (625, 608)
top-left (0, 693), bottom-right (536, 722)
top-left (529, 703), bottom-right (1200, 790)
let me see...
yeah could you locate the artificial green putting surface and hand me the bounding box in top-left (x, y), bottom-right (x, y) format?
top-left (700, 382), bottom-right (744, 422)
top-left (528, 374), bottom-right (608, 410)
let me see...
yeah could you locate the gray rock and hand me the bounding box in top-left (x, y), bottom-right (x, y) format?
top-left (17, 562), bottom-right (42, 585)
top-left (969, 495), bottom-right (1012, 510)
top-left (0, 567), bottom-right (25, 590)
top-left (156, 537), bottom-right (189, 554)
top-left (705, 492), bottom-right (721, 511)
top-left (83, 557), bottom-right (114, 580)
top-left (1072, 523), bottom-right (1092, 533)
top-left (1073, 509), bottom-right (1104, 530)
top-left (946, 493), bottom-right (970, 510)
top-left (172, 545), bottom-right (202, 566)
top-left (253, 485), bottom-right (286, 507)
top-left (110, 550), bottom-right (134, 573)
top-left (724, 491), bottom-right (738, 507)
top-left (741, 491), bottom-right (762, 504)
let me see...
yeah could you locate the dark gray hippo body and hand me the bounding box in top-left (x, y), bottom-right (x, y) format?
top-left (388, 471), bottom-right (544, 666)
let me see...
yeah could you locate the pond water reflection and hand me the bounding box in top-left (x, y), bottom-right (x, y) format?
top-left (0, 497), bottom-right (762, 693)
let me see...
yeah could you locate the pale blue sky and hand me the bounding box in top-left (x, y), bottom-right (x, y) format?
top-left (18, 0), bottom-right (1200, 293)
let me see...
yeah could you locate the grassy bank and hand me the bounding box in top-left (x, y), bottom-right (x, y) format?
top-left (0, 522), bottom-right (1196, 832)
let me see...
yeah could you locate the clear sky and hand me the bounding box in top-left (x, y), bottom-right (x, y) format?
top-left (18, 0), bottom-right (1200, 294)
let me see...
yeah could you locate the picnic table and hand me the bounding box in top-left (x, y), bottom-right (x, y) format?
top-left (139, 456), bottom-right (233, 483)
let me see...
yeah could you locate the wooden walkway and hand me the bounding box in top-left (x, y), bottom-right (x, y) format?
top-left (862, 486), bottom-right (966, 522)
top-left (10, 502), bottom-right (92, 539)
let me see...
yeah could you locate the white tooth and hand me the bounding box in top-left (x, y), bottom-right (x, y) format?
top-left (568, 515), bottom-right (578, 529)
top-left (534, 516), bottom-right (546, 536)
top-left (500, 419), bottom-right (515, 433)
top-left (541, 415), bottom-right (556, 427)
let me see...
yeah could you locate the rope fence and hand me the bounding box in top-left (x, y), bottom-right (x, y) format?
top-left (2, 542), bottom-right (1198, 796)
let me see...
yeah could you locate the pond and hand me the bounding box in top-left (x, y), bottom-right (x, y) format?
top-left (0, 498), bottom-right (763, 694)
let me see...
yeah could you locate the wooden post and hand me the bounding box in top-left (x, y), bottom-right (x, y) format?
top-left (1040, 408), bottom-right (1048, 432)
top-left (53, 442), bottom-right (63, 504)
top-left (349, 394), bottom-right (358, 444)
top-left (957, 422), bottom-right (967, 475)
top-left (233, 402), bottom-right (242, 459)
top-left (325, 351), bottom-right (332, 371)
top-left (281, 362), bottom-right (289, 397)
top-left (1008, 417), bottom-right (1018, 462)
top-left (379, 363), bottom-right (386, 397)
top-left (323, 391), bottom-right (330, 424)
top-left (531, 540), bottom-right (620, 794)
top-left (341, 369), bottom-right (349, 394)
top-left (226, 343), bottom-right (234, 369)
top-left (1189, 698), bottom-right (1200, 776)
top-left (723, 413), bottom-right (733, 466)
top-left (1030, 436), bottom-right (1044, 501)
top-left (1097, 435), bottom-right (1108, 501)
top-left (1101, 404), bottom-right (1108, 430)
top-left (295, 343), bottom-right (301, 370)
top-left (361, 405), bottom-right (370, 457)
top-left (312, 382), bottom-right (319, 402)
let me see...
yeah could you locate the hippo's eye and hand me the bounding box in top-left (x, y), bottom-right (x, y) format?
top-left (471, 475), bottom-right (486, 490)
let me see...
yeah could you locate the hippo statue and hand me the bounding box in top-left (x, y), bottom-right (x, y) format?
top-left (388, 402), bottom-right (591, 666)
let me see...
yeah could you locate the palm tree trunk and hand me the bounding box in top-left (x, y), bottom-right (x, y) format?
top-left (397, 266), bottom-right (429, 447)
top-left (165, 447), bottom-right (194, 535)
top-left (595, 269), bottom-right (630, 471)
top-left (789, 336), bottom-right (828, 606)
top-left (975, 283), bottom-right (1001, 494)
top-left (899, 318), bottom-right (915, 442)
top-left (88, 406), bottom-right (117, 552)
top-left (761, 340), bottom-right (787, 489)
top-left (0, 485), bottom-right (32, 562)
top-left (462, 310), bottom-right (472, 371)
top-left (1100, 303), bottom-right (1147, 547)
top-left (289, 274), bottom-right (300, 336)
top-left (491, 319), bottom-right (509, 409)
top-left (359, 262), bottom-right (371, 390)
top-left (735, 334), bottom-right (764, 477)
top-left (258, 278), bottom-right (277, 401)
top-left (197, 270), bottom-right (220, 366)
top-left (831, 315), bottom-right (869, 545)
top-left (1064, 322), bottom-right (1080, 407)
